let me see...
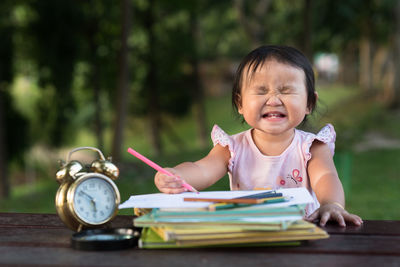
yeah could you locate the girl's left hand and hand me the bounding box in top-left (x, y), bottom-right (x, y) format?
top-left (305, 203), bottom-right (363, 227)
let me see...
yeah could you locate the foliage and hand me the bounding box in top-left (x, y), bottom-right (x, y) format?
top-left (4, 0), bottom-right (399, 153)
top-left (26, 1), bottom-right (82, 146)
top-left (312, 0), bottom-right (395, 52)
top-left (0, 0), bottom-right (29, 162)
top-left (130, 0), bottom-right (194, 116)
top-left (1, 91), bottom-right (29, 162)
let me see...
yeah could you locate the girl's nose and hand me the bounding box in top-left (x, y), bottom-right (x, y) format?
top-left (266, 93), bottom-right (282, 106)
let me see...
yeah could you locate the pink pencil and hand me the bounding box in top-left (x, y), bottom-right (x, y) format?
top-left (127, 147), bottom-right (199, 193)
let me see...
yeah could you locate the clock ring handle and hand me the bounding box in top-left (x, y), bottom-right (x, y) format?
top-left (66, 146), bottom-right (106, 163)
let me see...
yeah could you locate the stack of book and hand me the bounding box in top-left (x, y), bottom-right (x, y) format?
top-left (119, 188), bottom-right (329, 248)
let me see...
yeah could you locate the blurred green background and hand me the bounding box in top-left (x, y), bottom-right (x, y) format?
top-left (0, 0), bottom-right (399, 220)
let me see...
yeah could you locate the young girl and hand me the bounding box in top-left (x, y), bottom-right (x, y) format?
top-left (154, 45), bottom-right (363, 227)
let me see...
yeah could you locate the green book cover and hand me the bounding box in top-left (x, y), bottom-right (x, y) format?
top-left (153, 205), bottom-right (305, 218)
top-left (138, 227), bottom-right (178, 249)
top-left (134, 212), bottom-right (296, 230)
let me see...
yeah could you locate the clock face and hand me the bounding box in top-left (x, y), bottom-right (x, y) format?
top-left (71, 175), bottom-right (119, 225)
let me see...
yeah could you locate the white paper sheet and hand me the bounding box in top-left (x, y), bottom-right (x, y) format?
top-left (118, 187), bottom-right (313, 209)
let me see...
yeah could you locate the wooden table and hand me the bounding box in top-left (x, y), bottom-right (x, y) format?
top-left (0, 213), bottom-right (399, 266)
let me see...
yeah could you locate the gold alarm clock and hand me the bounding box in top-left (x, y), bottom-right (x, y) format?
top-left (55, 147), bottom-right (121, 232)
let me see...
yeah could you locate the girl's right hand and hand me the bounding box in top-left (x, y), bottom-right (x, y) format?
top-left (154, 168), bottom-right (188, 194)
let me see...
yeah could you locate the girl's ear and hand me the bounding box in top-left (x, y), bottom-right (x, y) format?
top-left (306, 92), bottom-right (318, 114)
top-left (236, 94), bottom-right (243, 114)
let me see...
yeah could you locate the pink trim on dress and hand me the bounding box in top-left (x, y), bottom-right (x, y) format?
top-left (211, 125), bottom-right (235, 172)
top-left (302, 124), bottom-right (336, 164)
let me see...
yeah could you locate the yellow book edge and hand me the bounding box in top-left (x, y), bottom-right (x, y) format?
top-left (173, 227), bottom-right (329, 246)
top-left (152, 220), bottom-right (318, 242)
top-left (138, 227), bottom-right (304, 249)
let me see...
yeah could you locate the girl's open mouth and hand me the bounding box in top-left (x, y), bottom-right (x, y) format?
top-left (262, 112), bottom-right (286, 118)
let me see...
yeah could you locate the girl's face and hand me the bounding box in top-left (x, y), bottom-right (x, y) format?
top-left (238, 59), bottom-right (311, 139)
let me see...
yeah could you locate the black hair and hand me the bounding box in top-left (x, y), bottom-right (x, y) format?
top-left (232, 45), bottom-right (316, 117)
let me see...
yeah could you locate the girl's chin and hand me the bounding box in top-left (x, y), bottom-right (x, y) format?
top-left (255, 122), bottom-right (297, 135)
top-left (254, 126), bottom-right (292, 135)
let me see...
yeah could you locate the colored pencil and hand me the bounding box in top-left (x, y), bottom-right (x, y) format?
top-left (127, 147), bottom-right (198, 193)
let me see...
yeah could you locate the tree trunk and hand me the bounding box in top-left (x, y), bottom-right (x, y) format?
top-left (359, 36), bottom-right (373, 91)
top-left (111, 0), bottom-right (131, 162)
top-left (302, 0), bottom-right (313, 60)
top-left (190, 3), bottom-right (208, 149)
top-left (145, 0), bottom-right (162, 156)
top-left (0, 89), bottom-right (9, 199)
top-left (93, 62), bottom-right (104, 150)
top-left (390, 1), bottom-right (400, 108)
top-left (338, 43), bottom-right (358, 85)
top-left (234, 0), bottom-right (272, 47)
top-left (371, 46), bottom-right (388, 90)
top-left (88, 29), bottom-right (104, 150)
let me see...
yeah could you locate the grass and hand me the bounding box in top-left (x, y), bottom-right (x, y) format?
top-left (346, 149), bottom-right (400, 219)
top-left (1, 83), bottom-right (400, 220)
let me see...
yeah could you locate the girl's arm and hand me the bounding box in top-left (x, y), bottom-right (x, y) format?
top-left (154, 144), bottom-right (231, 194)
top-left (306, 141), bottom-right (363, 227)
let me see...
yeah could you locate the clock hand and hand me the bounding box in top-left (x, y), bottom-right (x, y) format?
top-left (79, 191), bottom-right (97, 212)
top-left (91, 198), bottom-right (97, 212)
top-left (79, 190), bottom-right (94, 201)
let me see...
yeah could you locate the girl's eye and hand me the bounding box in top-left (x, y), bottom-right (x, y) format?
top-left (280, 87), bottom-right (294, 94)
top-left (252, 87), bottom-right (268, 94)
